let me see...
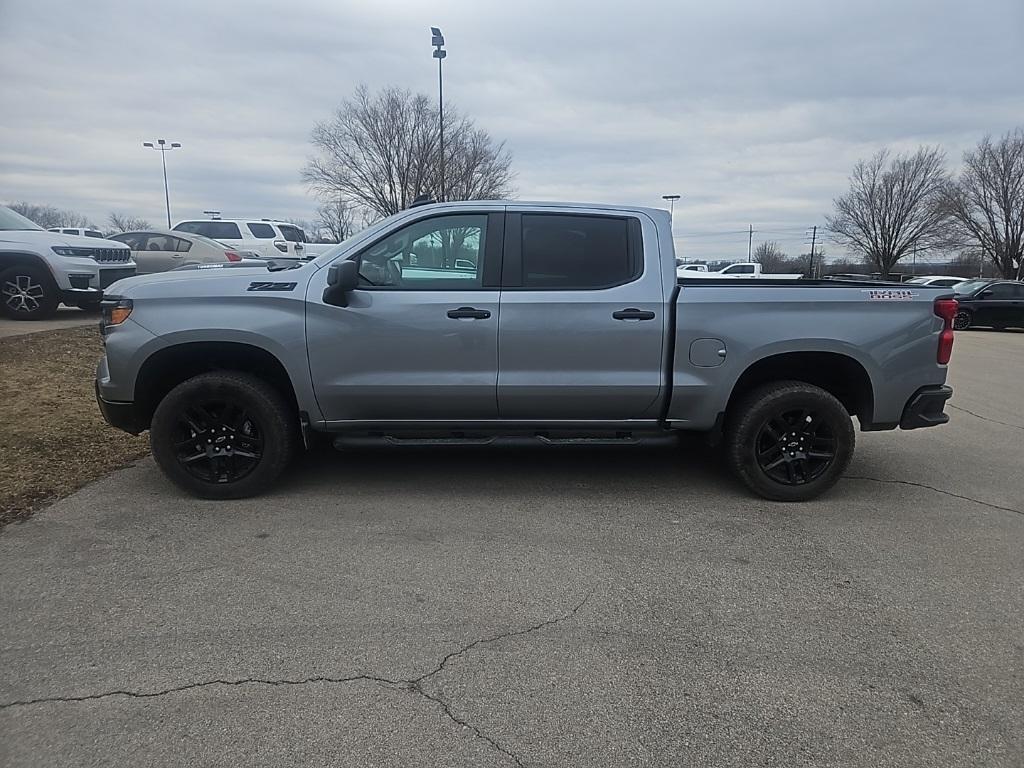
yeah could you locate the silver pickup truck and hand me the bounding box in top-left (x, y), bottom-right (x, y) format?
top-left (95, 200), bottom-right (957, 502)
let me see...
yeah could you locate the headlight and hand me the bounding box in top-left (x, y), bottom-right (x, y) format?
top-left (100, 297), bottom-right (133, 334)
top-left (51, 246), bottom-right (93, 257)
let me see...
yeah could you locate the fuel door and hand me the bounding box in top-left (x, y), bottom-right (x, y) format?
top-left (689, 338), bottom-right (727, 368)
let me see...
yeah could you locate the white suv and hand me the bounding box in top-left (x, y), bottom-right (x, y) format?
top-left (1, 206), bottom-right (135, 319)
top-left (172, 218), bottom-right (329, 261)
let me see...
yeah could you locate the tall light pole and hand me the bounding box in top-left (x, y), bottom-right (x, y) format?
top-left (431, 27), bottom-right (446, 201)
top-left (662, 194), bottom-right (681, 216)
top-left (143, 139), bottom-right (181, 228)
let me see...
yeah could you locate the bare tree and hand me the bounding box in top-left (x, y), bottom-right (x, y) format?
top-left (302, 85), bottom-right (514, 220)
top-left (315, 198), bottom-right (356, 243)
top-left (827, 147), bottom-right (953, 279)
top-left (107, 212), bottom-right (151, 233)
top-left (752, 241), bottom-right (788, 273)
top-left (943, 129), bottom-right (1024, 280)
top-left (7, 201), bottom-right (92, 229)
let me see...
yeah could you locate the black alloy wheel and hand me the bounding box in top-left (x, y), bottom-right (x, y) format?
top-left (754, 408), bottom-right (837, 485)
top-left (171, 400), bottom-right (265, 484)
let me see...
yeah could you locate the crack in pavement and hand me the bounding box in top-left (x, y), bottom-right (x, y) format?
top-left (0, 592), bottom-right (593, 766)
top-left (844, 475), bottom-right (1023, 517)
top-left (949, 403), bottom-right (1024, 431)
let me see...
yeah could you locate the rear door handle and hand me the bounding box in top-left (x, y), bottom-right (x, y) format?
top-left (612, 308), bottom-right (656, 321)
top-left (447, 306), bottom-right (491, 320)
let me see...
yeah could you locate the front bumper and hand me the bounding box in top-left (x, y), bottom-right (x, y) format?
top-left (900, 385), bottom-right (953, 430)
top-left (95, 381), bottom-right (147, 435)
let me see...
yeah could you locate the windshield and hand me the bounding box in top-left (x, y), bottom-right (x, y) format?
top-left (0, 206), bottom-right (44, 231)
top-left (905, 277), bottom-right (928, 284)
top-left (954, 279), bottom-right (988, 295)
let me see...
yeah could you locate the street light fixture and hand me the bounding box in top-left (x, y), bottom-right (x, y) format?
top-left (143, 139), bottom-right (182, 228)
top-left (662, 194), bottom-right (681, 215)
top-left (431, 27), bottom-right (446, 201)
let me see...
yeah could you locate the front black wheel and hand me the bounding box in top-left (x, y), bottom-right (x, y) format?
top-left (726, 381), bottom-right (854, 502)
top-left (0, 264), bottom-right (59, 320)
top-left (150, 372), bottom-right (297, 499)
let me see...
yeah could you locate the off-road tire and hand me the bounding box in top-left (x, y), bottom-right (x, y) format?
top-left (725, 380), bottom-right (855, 502)
top-left (150, 371), bottom-right (297, 499)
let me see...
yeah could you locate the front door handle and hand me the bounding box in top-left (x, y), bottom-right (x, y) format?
top-left (612, 308), bottom-right (656, 321)
top-left (447, 306), bottom-right (491, 320)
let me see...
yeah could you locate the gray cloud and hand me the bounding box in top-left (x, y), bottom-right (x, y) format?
top-left (1, 0), bottom-right (1021, 262)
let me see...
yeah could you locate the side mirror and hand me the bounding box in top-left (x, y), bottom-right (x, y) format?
top-left (979, 290), bottom-right (993, 298)
top-left (323, 259), bottom-right (360, 306)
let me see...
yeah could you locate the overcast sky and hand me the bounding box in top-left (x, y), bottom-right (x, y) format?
top-left (1, 0), bottom-right (1022, 261)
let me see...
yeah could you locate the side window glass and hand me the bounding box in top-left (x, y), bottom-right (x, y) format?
top-left (174, 237), bottom-right (192, 253)
top-left (357, 214), bottom-right (487, 290)
top-left (520, 214), bottom-right (634, 289)
top-left (247, 223), bottom-right (276, 238)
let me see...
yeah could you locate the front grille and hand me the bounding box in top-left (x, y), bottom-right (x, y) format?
top-left (92, 248), bottom-right (132, 263)
top-left (99, 268), bottom-right (136, 288)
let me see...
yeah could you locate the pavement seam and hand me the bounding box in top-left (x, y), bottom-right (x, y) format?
top-left (948, 403), bottom-right (1024, 431)
top-left (844, 475), bottom-right (1023, 516)
top-left (0, 593), bottom-right (592, 767)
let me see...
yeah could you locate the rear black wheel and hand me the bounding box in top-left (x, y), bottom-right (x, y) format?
top-left (953, 310), bottom-right (972, 330)
top-left (726, 381), bottom-right (854, 502)
top-left (0, 264), bottom-right (59, 320)
top-left (150, 372), bottom-right (297, 499)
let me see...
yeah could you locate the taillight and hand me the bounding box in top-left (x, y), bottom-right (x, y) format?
top-left (934, 298), bottom-right (957, 364)
top-left (224, 251), bottom-right (242, 262)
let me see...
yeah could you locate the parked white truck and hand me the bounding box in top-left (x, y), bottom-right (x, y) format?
top-left (1, 205), bottom-right (135, 319)
top-left (680, 262), bottom-right (803, 279)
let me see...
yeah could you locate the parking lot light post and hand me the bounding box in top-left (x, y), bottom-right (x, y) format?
top-left (662, 194), bottom-right (681, 216)
top-left (143, 139), bottom-right (181, 228)
top-left (431, 27), bottom-right (446, 201)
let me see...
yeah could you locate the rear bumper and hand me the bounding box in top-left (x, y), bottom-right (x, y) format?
top-left (95, 381), bottom-right (146, 435)
top-left (899, 385), bottom-right (953, 430)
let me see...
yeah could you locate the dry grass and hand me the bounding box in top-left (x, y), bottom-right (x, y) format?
top-left (0, 326), bottom-right (150, 528)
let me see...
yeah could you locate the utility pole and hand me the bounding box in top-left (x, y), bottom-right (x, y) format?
top-left (808, 225), bottom-right (818, 278)
top-left (747, 224), bottom-right (753, 263)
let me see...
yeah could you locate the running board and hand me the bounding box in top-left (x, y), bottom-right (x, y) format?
top-left (332, 432), bottom-right (675, 450)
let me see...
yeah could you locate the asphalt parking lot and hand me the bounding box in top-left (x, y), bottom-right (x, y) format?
top-left (1, 331), bottom-right (1022, 767)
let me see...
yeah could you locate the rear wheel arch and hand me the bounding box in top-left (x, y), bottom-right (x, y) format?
top-left (133, 341), bottom-right (300, 430)
top-left (725, 351), bottom-right (875, 426)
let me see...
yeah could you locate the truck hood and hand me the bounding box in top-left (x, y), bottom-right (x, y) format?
top-left (0, 229), bottom-right (127, 248)
top-left (106, 264), bottom-right (314, 300)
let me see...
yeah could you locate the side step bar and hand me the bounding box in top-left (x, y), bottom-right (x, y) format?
top-left (332, 433), bottom-right (678, 450)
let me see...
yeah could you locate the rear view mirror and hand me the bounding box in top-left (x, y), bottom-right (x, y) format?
top-left (323, 260), bottom-right (360, 307)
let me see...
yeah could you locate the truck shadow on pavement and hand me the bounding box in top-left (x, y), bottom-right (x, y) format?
top-left (268, 434), bottom-right (775, 511)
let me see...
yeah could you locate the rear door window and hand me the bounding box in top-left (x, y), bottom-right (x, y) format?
top-left (247, 223), bottom-right (276, 238)
top-left (517, 214), bottom-right (636, 289)
top-left (174, 221), bottom-right (242, 239)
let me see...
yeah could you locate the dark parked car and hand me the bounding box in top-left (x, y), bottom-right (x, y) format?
top-left (952, 279), bottom-right (1024, 330)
